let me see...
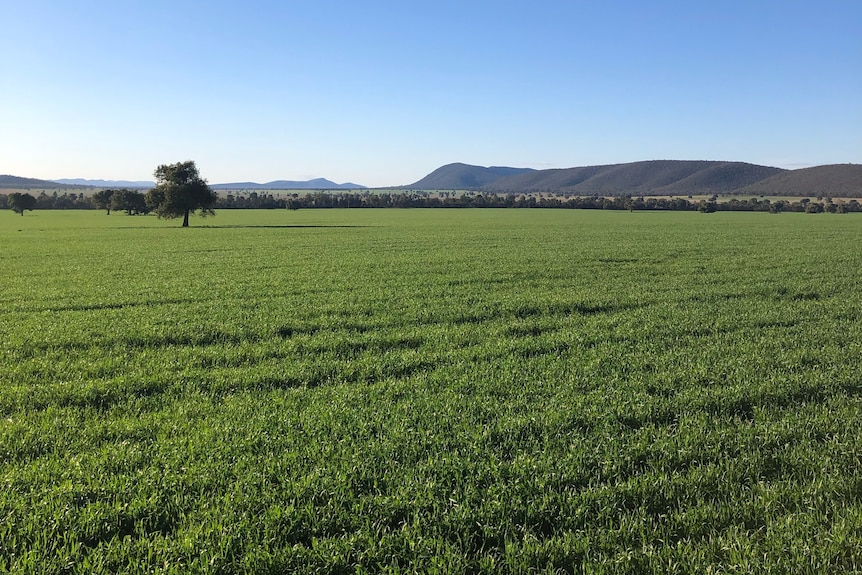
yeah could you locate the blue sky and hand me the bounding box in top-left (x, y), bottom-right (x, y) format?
top-left (1, 1), bottom-right (859, 187)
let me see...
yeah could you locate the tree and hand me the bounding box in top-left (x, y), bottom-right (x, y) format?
top-left (698, 200), bottom-right (717, 213)
top-left (145, 161), bottom-right (216, 227)
top-left (804, 201), bottom-right (824, 214)
top-left (8, 192), bottom-right (37, 215)
top-left (93, 189), bottom-right (115, 214)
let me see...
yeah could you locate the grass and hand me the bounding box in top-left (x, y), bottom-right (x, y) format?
top-left (1, 209), bottom-right (861, 573)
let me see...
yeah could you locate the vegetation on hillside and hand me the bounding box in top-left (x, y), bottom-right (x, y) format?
top-left (403, 161), bottom-right (861, 198)
top-left (482, 161), bottom-right (785, 195)
top-left (409, 163), bottom-right (536, 190)
top-left (736, 164), bottom-right (862, 197)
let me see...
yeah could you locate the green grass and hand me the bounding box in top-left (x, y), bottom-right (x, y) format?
top-left (1, 209), bottom-right (861, 574)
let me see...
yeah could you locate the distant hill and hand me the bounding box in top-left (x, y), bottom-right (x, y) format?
top-left (210, 178), bottom-right (365, 190)
top-left (481, 161), bottom-right (785, 195)
top-left (407, 163), bottom-right (536, 190)
top-left (733, 164), bottom-right (862, 197)
top-left (0, 175), bottom-right (85, 190)
top-left (53, 178), bottom-right (155, 188)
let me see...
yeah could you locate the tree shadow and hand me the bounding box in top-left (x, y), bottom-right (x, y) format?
top-left (200, 224), bottom-right (372, 229)
top-left (110, 224), bottom-right (372, 229)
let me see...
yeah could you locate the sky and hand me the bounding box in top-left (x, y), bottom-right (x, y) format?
top-left (1, 1), bottom-right (860, 187)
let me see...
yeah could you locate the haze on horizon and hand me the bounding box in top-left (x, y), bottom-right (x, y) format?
top-left (1, 1), bottom-right (859, 188)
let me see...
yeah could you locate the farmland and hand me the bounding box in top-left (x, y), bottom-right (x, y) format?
top-left (1, 209), bottom-right (861, 573)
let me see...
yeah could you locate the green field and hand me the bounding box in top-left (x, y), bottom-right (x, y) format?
top-left (2, 209), bottom-right (861, 574)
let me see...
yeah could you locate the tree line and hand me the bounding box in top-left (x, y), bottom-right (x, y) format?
top-left (237, 192), bottom-right (860, 213)
top-left (0, 189), bottom-right (155, 214)
top-left (5, 189), bottom-right (861, 216)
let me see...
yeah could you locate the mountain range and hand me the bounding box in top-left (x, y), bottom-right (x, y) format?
top-left (3, 161), bottom-right (860, 197)
top-left (408, 161), bottom-right (862, 197)
top-left (53, 178), bottom-right (366, 190)
top-left (0, 175), bottom-right (87, 189)
top-left (0, 177), bottom-right (366, 190)
top-left (53, 178), bottom-right (156, 188)
top-left (209, 178), bottom-right (365, 190)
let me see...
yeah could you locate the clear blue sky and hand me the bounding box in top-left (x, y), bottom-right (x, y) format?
top-left (1, 0), bottom-right (859, 187)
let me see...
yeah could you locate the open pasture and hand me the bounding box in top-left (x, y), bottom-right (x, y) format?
top-left (1, 209), bottom-right (861, 573)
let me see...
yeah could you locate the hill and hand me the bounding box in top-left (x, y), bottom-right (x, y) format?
top-left (407, 163), bottom-right (536, 190)
top-left (0, 175), bottom-right (85, 190)
top-left (482, 161), bottom-right (785, 195)
top-left (53, 178), bottom-right (155, 188)
top-left (733, 164), bottom-right (862, 197)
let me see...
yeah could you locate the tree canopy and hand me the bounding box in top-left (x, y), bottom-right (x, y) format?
top-left (145, 161), bottom-right (216, 227)
top-left (92, 189), bottom-right (114, 214)
top-left (8, 192), bottom-right (37, 215)
top-left (110, 189), bottom-right (149, 215)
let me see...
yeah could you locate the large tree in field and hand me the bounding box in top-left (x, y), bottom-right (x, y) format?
top-left (8, 192), bottom-right (37, 215)
top-left (145, 161), bottom-right (216, 227)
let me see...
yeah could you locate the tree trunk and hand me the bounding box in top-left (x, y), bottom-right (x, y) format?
top-left (182, 210), bottom-right (189, 227)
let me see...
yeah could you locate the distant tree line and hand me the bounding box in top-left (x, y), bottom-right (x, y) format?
top-left (0, 189), bottom-right (154, 214)
top-left (3, 190), bottom-right (861, 214)
top-left (0, 191), bottom-right (92, 211)
top-left (211, 191), bottom-right (862, 213)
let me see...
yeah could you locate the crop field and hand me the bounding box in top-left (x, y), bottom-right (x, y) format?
top-left (1, 209), bottom-right (861, 574)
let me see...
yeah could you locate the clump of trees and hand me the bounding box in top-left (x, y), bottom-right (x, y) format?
top-left (35, 192), bottom-right (92, 210)
top-left (92, 189), bottom-right (150, 215)
top-left (111, 189), bottom-right (150, 215)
